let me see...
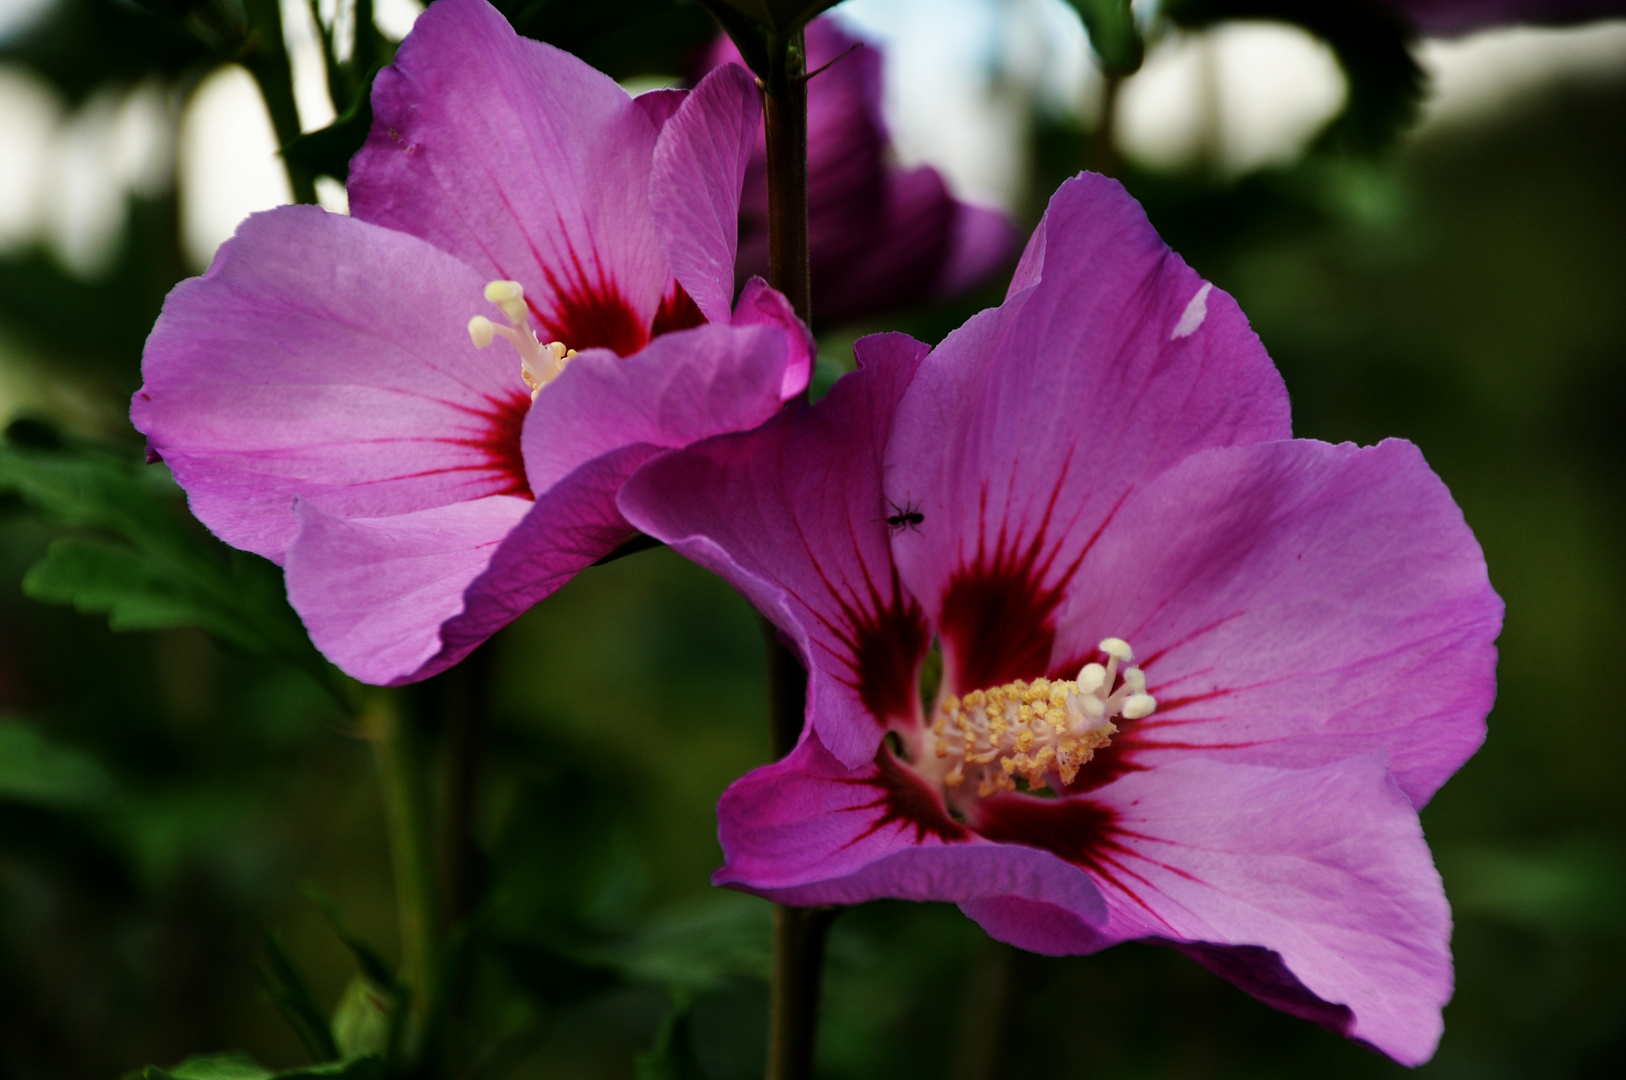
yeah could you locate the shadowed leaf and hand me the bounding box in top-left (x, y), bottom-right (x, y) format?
top-left (0, 428), bottom-right (346, 704)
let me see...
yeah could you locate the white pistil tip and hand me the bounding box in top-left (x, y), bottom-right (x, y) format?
top-left (1123, 693), bottom-right (1157, 720)
top-left (1100, 637), bottom-right (1133, 663)
top-left (484, 279), bottom-right (523, 303)
top-left (484, 279), bottom-right (529, 324)
top-left (1076, 663), bottom-right (1106, 694)
top-left (467, 315), bottom-right (495, 348)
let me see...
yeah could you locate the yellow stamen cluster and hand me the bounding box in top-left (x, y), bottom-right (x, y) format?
top-left (927, 638), bottom-right (1156, 798)
top-left (467, 280), bottom-right (576, 400)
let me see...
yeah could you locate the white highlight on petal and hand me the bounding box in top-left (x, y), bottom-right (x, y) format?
top-left (1172, 282), bottom-right (1213, 340)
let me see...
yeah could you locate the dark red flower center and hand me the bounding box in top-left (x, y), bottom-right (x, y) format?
top-left (462, 275), bottom-right (711, 498)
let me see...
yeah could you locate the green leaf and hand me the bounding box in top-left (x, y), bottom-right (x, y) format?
top-left (277, 1061), bottom-right (385, 1080)
top-left (695, 0), bottom-right (842, 82)
top-left (331, 975), bottom-right (392, 1061)
top-left (0, 719), bottom-right (114, 812)
top-left (260, 934), bottom-right (341, 1064)
top-left (703, 0), bottom-right (841, 35)
top-left (142, 1054), bottom-right (274, 1080)
top-left (281, 65), bottom-right (379, 182)
top-left (634, 995), bottom-right (705, 1080)
top-left (1442, 840), bottom-right (1626, 938)
top-left (586, 892), bottom-right (772, 994)
top-left (0, 433), bottom-right (346, 704)
top-left (304, 886), bottom-right (401, 993)
top-left (1065, 0), bottom-right (1143, 76)
top-left (496, 0), bottom-right (719, 82)
top-left (695, 0), bottom-right (772, 79)
top-left (138, 1054), bottom-right (386, 1080)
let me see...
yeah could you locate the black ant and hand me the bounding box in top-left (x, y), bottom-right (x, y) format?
top-left (883, 497), bottom-right (924, 534)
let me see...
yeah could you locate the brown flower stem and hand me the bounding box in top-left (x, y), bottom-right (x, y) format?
top-left (948, 942), bottom-right (1020, 1080)
top-left (768, 903), bottom-right (840, 1080)
top-left (759, 25), bottom-right (831, 1080)
top-left (762, 619), bottom-right (809, 760)
top-left (763, 29), bottom-right (812, 328)
top-left (1087, 72), bottom-right (1124, 178)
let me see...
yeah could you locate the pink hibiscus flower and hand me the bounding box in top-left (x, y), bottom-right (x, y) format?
top-left (132, 0), bottom-right (811, 685)
top-left (620, 174), bottom-right (1503, 1064)
top-left (706, 17), bottom-right (1019, 326)
top-left (1381, 0), bottom-right (1626, 35)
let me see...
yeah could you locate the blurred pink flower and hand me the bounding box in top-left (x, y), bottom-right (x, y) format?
top-left (133, 0), bottom-right (810, 685)
top-left (622, 174), bottom-right (1503, 1065)
top-left (1381, 0), bottom-right (1626, 35)
top-left (707, 17), bottom-right (1020, 326)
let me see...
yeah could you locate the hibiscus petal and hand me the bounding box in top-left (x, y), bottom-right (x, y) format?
top-left (715, 735), bottom-right (1106, 924)
top-left (813, 165), bottom-right (956, 326)
top-left (428, 445), bottom-right (657, 682)
top-left (936, 199), bottom-right (1022, 301)
top-left (634, 87), bottom-right (688, 132)
top-left (803, 21), bottom-right (890, 280)
top-left (1051, 437), bottom-right (1502, 808)
top-left (1384, 0), bottom-right (1626, 36)
top-left (350, 0), bottom-right (666, 353)
top-left (289, 446), bottom-right (653, 686)
top-left (522, 322), bottom-right (793, 496)
top-left (968, 757), bottom-right (1453, 1066)
top-left (711, 16), bottom-right (1015, 325)
top-left (651, 63), bottom-right (761, 326)
top-left (287, 322), bottom-right (795, 685)
top-left (730, 278), bottom-right (814, 401)
top-left (284, 496), bottom-right (531, 685)
top-left (885, 173), bottom-right (1293, 694)
top-left (620, 334), bottom-right (930, 767)
top-left (132, 205), bottom-right (528, 564)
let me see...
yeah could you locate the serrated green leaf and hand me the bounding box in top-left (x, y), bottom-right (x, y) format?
top-left (144, 1054), bottom-right (274, 1080)
top-left (138, 1053), bottom-right (385, 1080)
top-left (0, 719), bottom-right (114, 811)
top-left (24, 537), bottom-right (262, 648)
top-left (0, 436), bottom-right (346, 704)
top-left (277, 1055), bottom-right (386, 1079)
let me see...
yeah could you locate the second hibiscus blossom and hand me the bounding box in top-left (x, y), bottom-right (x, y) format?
top-left (622, 174), bottom-right (1503, 1065)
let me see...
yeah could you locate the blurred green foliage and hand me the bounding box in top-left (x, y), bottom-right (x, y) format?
top-left (0, 1), bottom-right (1623, 1079)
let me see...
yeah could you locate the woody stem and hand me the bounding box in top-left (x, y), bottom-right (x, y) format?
top-left (764, 29), bottom-right (812, 329)
top-left (760, 25), bottom-right (830, 1080)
